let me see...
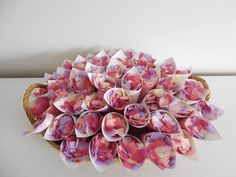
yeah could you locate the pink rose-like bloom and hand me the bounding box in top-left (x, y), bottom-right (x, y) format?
top-left (60, 134), bottom-right (89, 164)
top-left (75, 111), bottom-right (103, 138)
top-left (124, 103), bottom-right (150, 128)
top-left (117, 135), bottom-right (146, 170)
top-left (102, 112), bottom-right (129, 142)
top-left (149, 110), bottom-right (181, 134)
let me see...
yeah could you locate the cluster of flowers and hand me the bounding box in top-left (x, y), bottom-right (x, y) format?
top-left (25, 50), bottom-right (223, 171)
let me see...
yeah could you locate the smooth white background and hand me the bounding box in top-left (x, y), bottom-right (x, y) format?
top-left (0, 0), bottom-right (236, 77)
top-left (0, 77), bottom-right (235, 177)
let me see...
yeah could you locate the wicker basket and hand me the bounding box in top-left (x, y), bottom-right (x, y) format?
top-left (23, 75), bottom-right (210, 151)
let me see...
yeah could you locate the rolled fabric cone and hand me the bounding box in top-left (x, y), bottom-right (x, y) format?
top-left (176, 79), bottom-right (210, 104)
top-left (75, 111), bottom-right (103, 138)
top-left (81, 90), bottom-right (109, 112)
top-left (53, 94), bottom-right (85, 116)
top-left (89, 133), bottom-right (117, 172)
top-left (168, 99), bottom-right (196, 118)
top-left (142, 88), bottom-right (175, 111)
top-left (101, 112), bottom-right (129, 142)
top-left (44, 113), bottom-right (75, 141)
top-left (117, 135), bottom-right (146, 171)
top-left (179, 115), bottom-right (221, 140)
top-left (103, 88), bottom-right (130, 111)
top-left (195, 101), bottom-right (224, 121)
top-left (60, 134), bottom-right (89, 169)
top-left (124, 103), bottom-right (150, 128)
top-left (138, 67), bottom-right (160, 101)
top-left (121, 66), bottom-right (143, 103)
top-left (149, 110), bottom-right (181, 135)
top-left (141, 132), bottom-right (176, 169)
top-left (88, 73), bottom-right (116, 92)
top-left (170, 130), bottom-right (197, 159)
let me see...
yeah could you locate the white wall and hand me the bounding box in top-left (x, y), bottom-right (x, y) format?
top-left (0, 0), bottom-right (236, 77)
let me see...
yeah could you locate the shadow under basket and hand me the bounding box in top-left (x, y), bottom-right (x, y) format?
top-left (23, 75), bottom-right (210, 151)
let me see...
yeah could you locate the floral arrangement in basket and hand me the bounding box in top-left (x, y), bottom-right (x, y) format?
top-left (23, 50), bottom-right (223, 171)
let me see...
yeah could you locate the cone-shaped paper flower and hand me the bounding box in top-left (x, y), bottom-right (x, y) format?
top-left (142, 132), bottom-right (176, 169)
top-left (60, 134), bottom-right (89, 169)
top-left (124, 103), bottom-right (150, 128)
top-left (102, 112), bottom-right (129, 142)
top-left (89, 133), bottom-right (117, 171)
top-left (75, 111), bottom-right (103, 138)
top-left (117, 135), bottom-right (146, 170)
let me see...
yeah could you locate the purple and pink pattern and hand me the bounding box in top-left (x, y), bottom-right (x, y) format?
top-left (25, 50), bottom-right (223, 171)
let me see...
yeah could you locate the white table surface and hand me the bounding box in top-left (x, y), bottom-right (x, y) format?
top-left (0, 77), bottom-right (235, 177)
